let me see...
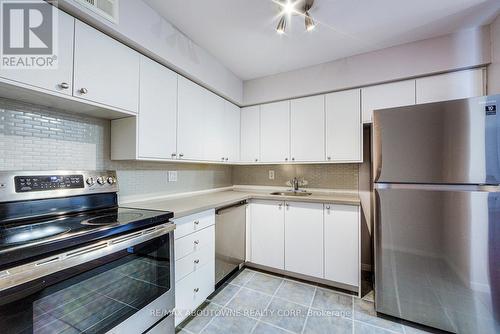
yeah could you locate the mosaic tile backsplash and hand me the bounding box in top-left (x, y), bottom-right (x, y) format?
top-left (0, 98), bottom-right (232, 199)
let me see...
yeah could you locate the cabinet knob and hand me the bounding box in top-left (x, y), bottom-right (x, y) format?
top-left (79, 88), bottom-right (88, 94)
top-left (327, 156), bottom-right (332, 161)
top-left (254, 158), bottom-right (258, 162)
top-left (285, 158), bottom-right (288, 161)
top-left (194, 288), bottom-right (200, 293)
top-left (59, 82), bottom-right (69, 89)
top-left (225, 157), bottom-right (229, 161)
top-left (326, 206), bottom-right (331, 210)
top-left (171, 153), bottom-right (177, 158)
top-left (285, 203), bottom-right (289, 208)
top-left (194, 240), bottom-right (200, 245)
top-left (221, 157), bottom-right (225, 161)
top-left (194, 259), bottom-right (200, 264)
top-left (291, 157), bottom-right (295, 161)
top-left (278, 203), bottom-right (283, 209)
top-left (194, 220), bottom-right (200, 225)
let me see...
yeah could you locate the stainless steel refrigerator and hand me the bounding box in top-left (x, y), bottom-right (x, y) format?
top-left (373, 95), bottom-right (500, 333)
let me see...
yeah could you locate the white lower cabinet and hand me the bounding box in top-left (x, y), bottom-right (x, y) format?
top-left (250, 200), bottom-right (285, 269)
top-left (324, 204), bottom-right (360, 287)
top-left (284, 202), bottom-right (324, 278)
top-left (173, 210), bottom-right (215, 326)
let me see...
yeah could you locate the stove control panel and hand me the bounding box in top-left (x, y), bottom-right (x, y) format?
top-left (15, 175), bottom-right (84, 192)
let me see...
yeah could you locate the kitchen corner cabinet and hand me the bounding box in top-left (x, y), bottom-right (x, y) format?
top-left (326, 89), bottom-right (362, 162)
top-left (324, 204), bottom-right (360, 287)
top-left (290, 96), bottom-right (325, 162)
top-left (224, 101), bottom-right (241, 162)
top-left (250, 200), bottom-right (285, 269)
top-left (110, 57), bottom-right (177, 161)
top-left (240, 106), bottom-right (261, 163)
top-left (260, 101), bottom-right (290, 163)
top-left (415, 68), bottom-right (485, 104)
top-left (361, 80), bottom-right (415, 123)
top-left (73, 20), bottom-right (140, 113)
top-left (0, 6), bottom-right (75, 96)
top-left (284, 202), bottom-right (324, 278)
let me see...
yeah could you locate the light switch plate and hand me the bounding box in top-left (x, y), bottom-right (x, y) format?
top-left (167, 171), bottom-right (178, 182)
top-left (269, 170), bottom-right (275, 180)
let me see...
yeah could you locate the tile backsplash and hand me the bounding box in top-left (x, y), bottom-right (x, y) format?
top-left (232, 164), bottom-right (359, 190)
top-left (0, 98), bottom-right (232, 200)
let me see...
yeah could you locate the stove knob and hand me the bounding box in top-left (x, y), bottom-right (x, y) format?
top-left (107, 177), bottom-right (115, 185)
top-left (86, 177), bottom-right (95, 186)
top-left (97, 177), bottom-right (105, 185)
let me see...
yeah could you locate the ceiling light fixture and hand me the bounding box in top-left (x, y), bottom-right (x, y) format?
top-left (275, 0), bottom-right (316, 35)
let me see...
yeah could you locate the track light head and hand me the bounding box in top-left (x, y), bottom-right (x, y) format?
top-left (276, 15), bottom-right (286, 34)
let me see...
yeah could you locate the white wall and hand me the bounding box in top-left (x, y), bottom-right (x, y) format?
top-left (489, 14), bottom-right (500, 94)
top-left (243, 26), bottom-right (491, 105)
top-left (58, 0), bottom-right (243, 104)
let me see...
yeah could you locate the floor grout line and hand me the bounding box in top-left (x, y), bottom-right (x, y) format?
top-left (250, 279), bottom-right (285, 333)
top-left (300, 286), bottom-right (317, 334)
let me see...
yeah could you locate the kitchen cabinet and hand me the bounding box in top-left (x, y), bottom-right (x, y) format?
top-left (326, 89), bottom-right (362, 162)
top-left (250, 200), bottom-right (285, 269)
top-left (361, 80), bottom-right (415, 123)
top-left (203, 93), bottom-right (226, 161)
top-left (177, 76), bottom-right (206, 160)
top-left (290, 96), bottom-right (325, 162)
top-left (110, 57), bottom-right (177, 160)
top-left (224, 101), bottom-right (241, 162)
top-left (0, 6), bottom-right (75, 96)
top-left (73, 20), bottom-right (140, 113)
top-left (260, 101), bottom-right (290, 163)
top-left (240, 106), bottom-right (260, 163)
top-left (416, 68), bottom-right (485, 104)
top-left (284, 202), bottom-right (324, 278)
top-left (324, 204), bottom-right (360, 287)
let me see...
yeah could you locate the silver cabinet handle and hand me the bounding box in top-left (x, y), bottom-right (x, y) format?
top-left (291, 157), bottom-right (295, 161)
top-left (194, 288), bottom-right (200, 293)
top-left (221, 157), bottom-right (225, 161)
top-left (79, 88), bottom-right (88, 94)
top-left (327, 156), bottom-right (332, 161)
top-left (326, 206), bottom-right (331, 210)
top-left (285, 203), bottom-right (289, 208)
top-left (59, 82), bottom-right (69, 89)
top-left (179, 153), bottom-right (184, 158)
top-left (171, 153), bottom-right (177, 158)
top-left (285, 158), bottom-right (288, 161)
top-left (194, 220), bottom-right (200, 225)
top-left (194, 259), bottom-right (200, 264)
top-left (254, 158), bottom-right (258, 162)
top-left (225, 157), bottom-right (229, 161)
top-left (194, 240), bottom-right (200, 245)
top-left (278, 203), bottom-right (283, 209)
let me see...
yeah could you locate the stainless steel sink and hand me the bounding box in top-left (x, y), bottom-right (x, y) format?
top-left (270, 191), bottom-right (312, 196)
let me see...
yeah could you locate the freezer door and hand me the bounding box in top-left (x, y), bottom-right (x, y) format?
top-left (374, 184), bottom-right (500, 333)
top-left (373, 95), bottom-right (500, 184)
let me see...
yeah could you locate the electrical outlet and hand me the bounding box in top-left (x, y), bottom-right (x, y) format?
top-left (269, 170), bottom-right (275, 180)
top-left (167, 171), bottom-right (178, 182)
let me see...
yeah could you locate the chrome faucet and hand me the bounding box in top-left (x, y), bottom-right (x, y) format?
top-left (288, 177), bottom-right (308, 192)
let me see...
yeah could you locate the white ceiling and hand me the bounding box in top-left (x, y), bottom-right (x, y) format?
top-left (145, 0), bottom-right (500, 80)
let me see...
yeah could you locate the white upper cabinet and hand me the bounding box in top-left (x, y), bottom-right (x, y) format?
top-left (203, 92), bottom-right (226, 161)
top-left (240, 106), bottom-right (261, 163)
top-left (326, 89), bottom-right (362, 162)
top-left (73, 20), bottom-right (140, 113)
top-left (177, 76), bottom-right (206, 160)
top-left (416, 68), bottom-right (485, 104)
top-left (137, 56), bottom-right (178, 160)
top-left (324, 204), bottom-right (359, 287)
top-left (224, 101), bottom-right (241, 162)
top-left (250, 200), bottom-right (285, 269)
top-left (290, 96), bottom-right (325, 162)
top-left (284, 202), bottom-right (324, 278)
top-left (361, 80), bottom-right (415, 123)
top-left (260, 101), bottom-right (290, 163)
top-left (0, 6), bottom-right (74, 96)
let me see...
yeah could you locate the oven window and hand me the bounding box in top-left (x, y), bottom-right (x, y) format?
top-left (0, 234), bottom-right (171, 334)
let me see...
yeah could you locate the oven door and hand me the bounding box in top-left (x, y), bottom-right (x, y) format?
top-left (0, 225), bottom-right (175, 334)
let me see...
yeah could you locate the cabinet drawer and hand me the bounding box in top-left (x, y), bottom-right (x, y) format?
top-left (175, 262), bottom-right (215, 326)
top-left (175, 244), bottom-right (215, 282)
top-left (173, 210), bottom-right (215, 240)
top-left (175, 225), bottom-right (214, 260)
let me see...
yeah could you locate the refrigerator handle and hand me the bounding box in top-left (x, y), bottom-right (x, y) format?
top-left (373, 121), bottom-right (382, 182)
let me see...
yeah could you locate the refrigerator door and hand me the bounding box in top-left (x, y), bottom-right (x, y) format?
top-left (373, 95), bottom-right (500, 184)
top-left (374, 184), bottom-right (500, 333)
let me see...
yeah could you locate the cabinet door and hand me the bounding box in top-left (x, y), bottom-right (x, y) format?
top-left (326, 89), bottom-right (362, 162)
top-left (416, 68), bottom-right (485, 104)
top-left (324, 204), bottom-right (359, 287)
top-left (250, 200), bottom-right (285, 269)
top-left (240, 106), bottom-right (260, 163)
top-left (361, 80), bottom-right (415, 123)
top-left (260, 101), bottom-right (290, 163)
top-left (285, 202), bottom-right (324, 278)
top-left (73, 20), bottom-right (140, 113)
top-left (225, 101), bottom-right (241, 162)
top-left (137, 57), bottom-right (177, 159)
top-left (203, 92), bottom-right (225, 161)
top-left (290, 96), bottom-right (325, 162)
top-left (0, 6), bottom-right (74, 96)
top-left (177, 76), bottom-right (206, 160)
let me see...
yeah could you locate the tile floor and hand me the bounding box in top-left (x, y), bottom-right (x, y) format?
top-left (177, 268), bottom-right (437, 334)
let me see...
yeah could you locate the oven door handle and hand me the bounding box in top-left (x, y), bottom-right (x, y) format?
top-left (0, 223), bottom-right (175, 292)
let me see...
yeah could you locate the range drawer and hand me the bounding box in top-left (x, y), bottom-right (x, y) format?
top-left (174, 262), bottom-right (215, 326)
top-left (173, 209), bottom-right (215, 240)
top-left (175, 243), bottom-right (215, 282)
top-left (175, 225), bottom-right (214, 260)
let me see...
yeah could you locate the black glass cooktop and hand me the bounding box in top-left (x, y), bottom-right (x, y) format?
top-left (0, 207), bottom-right (173, 270)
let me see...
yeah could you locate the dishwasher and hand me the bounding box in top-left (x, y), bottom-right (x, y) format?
top-left (215, 200), bottom-right (246, 286)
